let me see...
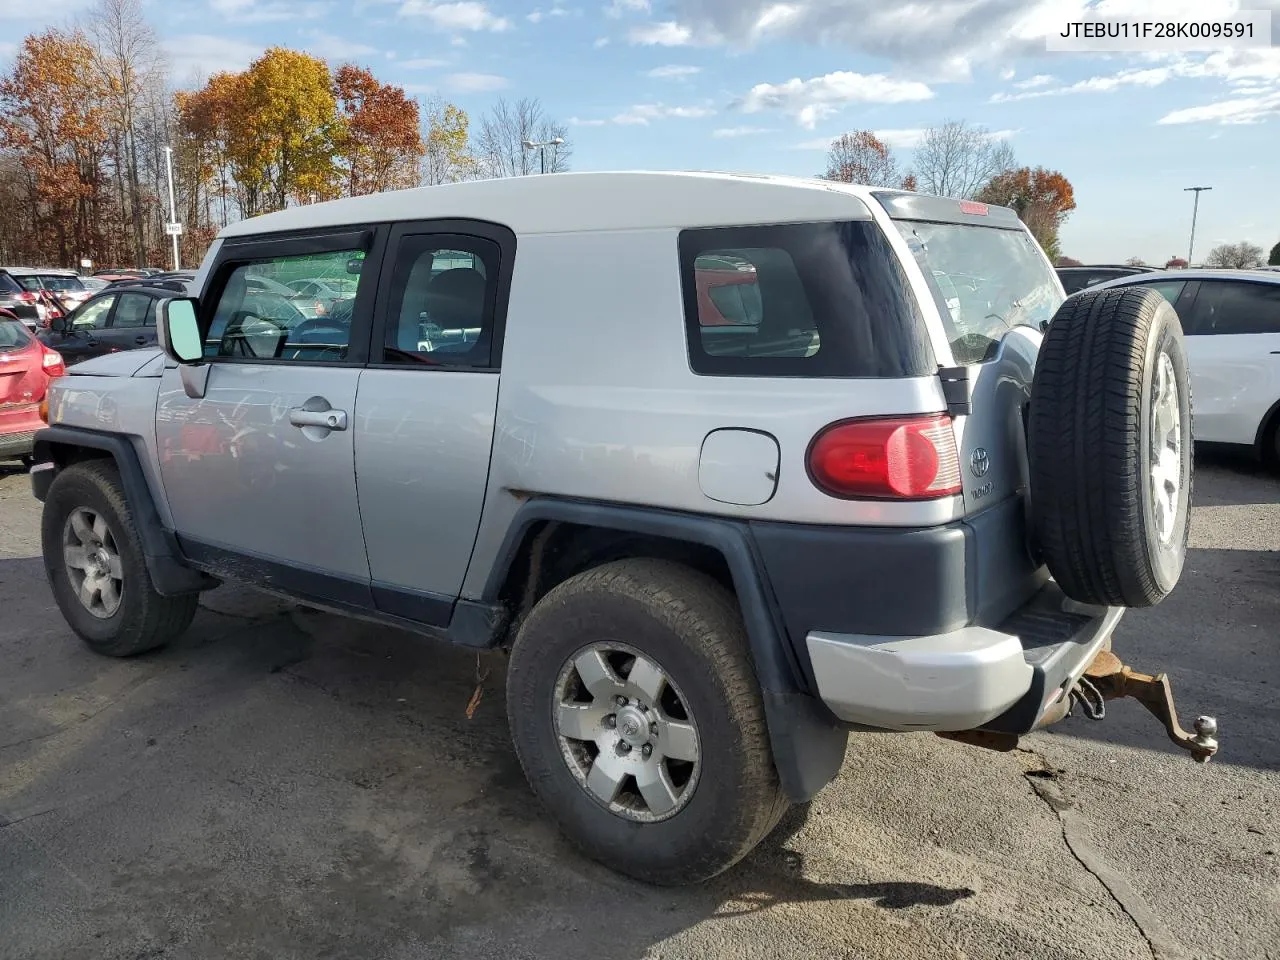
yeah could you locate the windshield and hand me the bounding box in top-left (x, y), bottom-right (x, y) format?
top-left (896, 220), bottom-right (1063, 364)
top-left (0, 319), bottom-right (33, 351)
top-left (39, 275), bottom-right (85, 292)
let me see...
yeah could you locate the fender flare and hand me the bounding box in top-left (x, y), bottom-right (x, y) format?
top-left (32, 425), bottom-right (213, 596)
top-left (483, 497), bottom-right (849, 803)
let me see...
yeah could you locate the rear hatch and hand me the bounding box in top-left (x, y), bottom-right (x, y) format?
top-left (0, 321), bottom-right (42, 406)
top-left (872, 192), bottom-right (1065, 517)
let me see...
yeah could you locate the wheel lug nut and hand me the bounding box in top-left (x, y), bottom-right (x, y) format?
top-left (605, 714), bottom-right (616, 728)
top-left (642, 744), bottom-right (652, 758)
top-left (615, 695), bottom-right (628, 707)
top-left (619, 742), bottom-right (631, 754)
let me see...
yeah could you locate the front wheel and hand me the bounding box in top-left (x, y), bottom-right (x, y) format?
top-left (42, 459), bottom-right (199, 656)
top-left (505, 558), bottom-right (788, 885)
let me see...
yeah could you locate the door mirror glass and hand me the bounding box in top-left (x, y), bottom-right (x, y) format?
top-left (50, 315), bottom-right (67, 333)
top-left (159, 298), bottom-right (203, 363)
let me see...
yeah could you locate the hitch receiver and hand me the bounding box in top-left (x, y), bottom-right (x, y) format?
top-left (1076, 650), bottom-right (1219, 763)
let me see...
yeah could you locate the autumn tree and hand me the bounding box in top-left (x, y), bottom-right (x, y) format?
top-left (422, 94), bottom-right (475, 185)
top-left (88, 0), bottom-right (163, 267)
top-left (0, 29), bottom-right (112, 266)
top-left (476, 96), bottom-right (571, 177)
top-left (334, 65), bottom-right (423, 196)
top-left (1165, 257), bottom-right (1188, 269)
top-left (1055, 255), bottom-right (1083, 267)
top-left (975, 166), bottom-right (1076, 261)
top-left (1125, 256), bottom-right (1146, 266)
top-left (914, 120), bottom-right (1015, 199)
top-left (1204, 241), bottom-right (1264, 269)
top-left (819, 131), bottom-right (914, 188)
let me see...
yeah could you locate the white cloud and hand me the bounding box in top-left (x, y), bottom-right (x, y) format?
top-left (873, 127), bottom-right (927, 148)
top-left (647, 64), bottom-right (700, 78)
top-left (991, 65), bottom-right (1173, 102)
top-left (299, 29), bottom-right (379, 60)
top-left (613, 102), bottom-right (716, 124)
top-left (605, 0), bottom-right (649, 16)
top-left (712, 125), bottom-right (771, 137)
top-left (527, 6), bottom-right (572, 20)
top-left (399, 0), bottom-right (512, 32)
top-left (527, 8), bottom-right (543, 20)
top-left (593, 36), bottom-right (610, 47)
top-left (1159, 90), bottom-right (1280, 125)
top-left (569, 116), bottom-right (608, 125)
top-left (735, 70), bottom-right (934, 128)
top-left (1014, 73), bottom-right (1054, 90)
top-left (999, 67), bottom-right (1016, 81)
top-left (443, 71), bottom-right (508, 91)
top-left (209, 0), bottom-right (328, 23)
top-left (629, 21), bottom-right (699, 46)
top-left (164, 34), bottom-right (264, 83)
top-left (399, 57), bottom-right (450, 68)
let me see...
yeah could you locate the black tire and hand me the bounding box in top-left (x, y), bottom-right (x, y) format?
top-left (1029, 286), bottom-right (1193, 608)
top-left (1260, 410), bottom-right (1280, 470)
top-left (42, 459), bottom-right (199, 656)
top-left (505, 558), bottom-right (788, 885)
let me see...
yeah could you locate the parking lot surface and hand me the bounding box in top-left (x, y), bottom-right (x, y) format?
top-left (1, 456), bottom-right (1277, 960)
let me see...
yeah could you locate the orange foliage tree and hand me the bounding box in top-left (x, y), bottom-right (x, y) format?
top-left (820, 131), bottom-right (916, 189)
top-left (0, 29), bottom-right (112, 266)
top-left (976, 166), bottom-right (1077, 261)
top-left (334, 65), bottom-right (424, 196)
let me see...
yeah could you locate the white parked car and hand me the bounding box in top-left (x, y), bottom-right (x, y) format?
top-left (1083, 269), bottom-right (1280, 465)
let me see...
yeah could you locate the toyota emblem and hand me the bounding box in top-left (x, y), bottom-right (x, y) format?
top-left (969, 447), bottom-right (990, 479)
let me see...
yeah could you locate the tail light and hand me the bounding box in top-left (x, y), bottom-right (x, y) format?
top-left (806, 415), bottom-right (963, 500)
top-left (15, 290), bottom-right (37, 303)
top-left (41, 347), bottom-right (65, 378)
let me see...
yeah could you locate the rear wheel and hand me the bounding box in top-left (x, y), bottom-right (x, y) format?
top-left (42, 460), bottom-right (199, 656)
top-left (505, 558), bottom-right (788, 885)
top-left (1029, 286), bottom-right (1193, 608)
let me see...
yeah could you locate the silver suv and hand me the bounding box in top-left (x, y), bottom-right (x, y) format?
top-left (28, 172), bottom-right (1214, 885)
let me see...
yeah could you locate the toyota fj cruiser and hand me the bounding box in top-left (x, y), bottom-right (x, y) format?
top-left (29, 172), bottom-right (1216, 885)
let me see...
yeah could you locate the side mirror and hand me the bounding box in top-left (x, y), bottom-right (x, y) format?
top-left (156, 297), bottom-right (203, 364)
top-left (346, 258), bottom-right (364, 275)
top-left (50, 315), bottom-right (68, 333)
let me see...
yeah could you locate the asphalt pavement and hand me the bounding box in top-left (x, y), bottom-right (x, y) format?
top-left (1, 454), bottom-right (1277, 960)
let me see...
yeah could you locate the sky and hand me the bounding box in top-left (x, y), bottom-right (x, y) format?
top-left (1, 0), bottom-right (1278, 263)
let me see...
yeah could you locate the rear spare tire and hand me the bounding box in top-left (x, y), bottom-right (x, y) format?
top-left (1029, 286), bottom-right (1192, 608)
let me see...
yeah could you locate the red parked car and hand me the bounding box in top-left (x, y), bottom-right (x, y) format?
top-left (0, 313), bottom-right (65, 466)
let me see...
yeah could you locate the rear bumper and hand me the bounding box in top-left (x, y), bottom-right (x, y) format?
top-left (0, 404), bottom-right (43, 458)
top-left (805, 581), bottom-right (1123, 732)
top-left (0, 429), bottom-right (37, 458)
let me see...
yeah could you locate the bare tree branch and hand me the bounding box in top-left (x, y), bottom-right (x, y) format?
top-left (914, 120), bottom-right (1015, 199)
top-left (475, 96), bottom-right (571, 178)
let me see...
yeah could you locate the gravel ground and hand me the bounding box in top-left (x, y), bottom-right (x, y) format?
top-left (1, 454), bottom-right (1277, 960)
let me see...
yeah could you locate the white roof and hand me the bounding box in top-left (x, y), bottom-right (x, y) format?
top-left (217, 171), bottom-right (878, 240)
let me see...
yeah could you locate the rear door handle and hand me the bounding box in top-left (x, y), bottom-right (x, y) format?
top-left (134, 335), bottom-right (148, 345)
top-left (289, 408), bottom-right (348, 431)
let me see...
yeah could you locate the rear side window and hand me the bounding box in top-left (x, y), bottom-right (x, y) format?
top-left (678, 221), bottom-right (935, 378)
top-left (1184, 280), bottom-right (1280, 335)
top-left (112, 292), bottom-right (153, 328)
top-left (0, 272), bottom-right (25, 294)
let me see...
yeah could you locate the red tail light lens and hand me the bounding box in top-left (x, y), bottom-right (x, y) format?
top-left (41, 347), bottom-right (65, 378)
top-left (16, 290), bottom-right (37, 302)
top-left (806, 415), bottom-right (963, 500)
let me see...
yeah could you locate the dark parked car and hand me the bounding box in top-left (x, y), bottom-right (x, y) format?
top-left (0, 269), bottom-right (42, 329)
top-left (37, 285), bottom-right (172, 364)
top-left (1056, 264), bottom-right (1155, 295)
top-left (107, 271), bottom-right (195, 294)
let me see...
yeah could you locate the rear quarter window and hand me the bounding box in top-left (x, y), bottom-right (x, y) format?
top-left (678, 221), bottom-right (935, 378)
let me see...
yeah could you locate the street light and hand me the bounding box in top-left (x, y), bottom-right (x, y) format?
top-left (521, 137), bottom-right (564, 175)
top-left (1184, 186), bottom-right (1212, 266)
top-left (163, 145), bottom-right (182, 271)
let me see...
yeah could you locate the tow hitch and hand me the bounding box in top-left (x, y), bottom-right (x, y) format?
top-left (1070, 650), bottom-right (1219, 763)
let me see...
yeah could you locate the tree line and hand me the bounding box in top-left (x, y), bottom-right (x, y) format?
top-left (0, 0), bottom-right (570, 271)
top-left (819, 122), bottom-right (1077, 261)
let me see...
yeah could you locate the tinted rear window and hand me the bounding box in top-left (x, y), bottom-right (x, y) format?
top-left (678, 221), bottom-right (934, 378)
top-left (0, 272), bottom-right (23, 294)
top-left (0, 320), bottom-right (33, 350)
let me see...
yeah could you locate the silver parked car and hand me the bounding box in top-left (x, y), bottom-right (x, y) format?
top-left (28, 172), bottom-right (1212, 885)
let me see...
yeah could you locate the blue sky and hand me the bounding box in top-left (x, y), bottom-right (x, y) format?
top-left (2, 0), bottom-right (1278, 263)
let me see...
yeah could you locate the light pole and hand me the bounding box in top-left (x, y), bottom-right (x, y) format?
top-left (521, 137), bottom-right (564, 175)
top-left (163, 145), bottom-right (181, 271)
top-left (1184, 186), bottom-right (1212, 266)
